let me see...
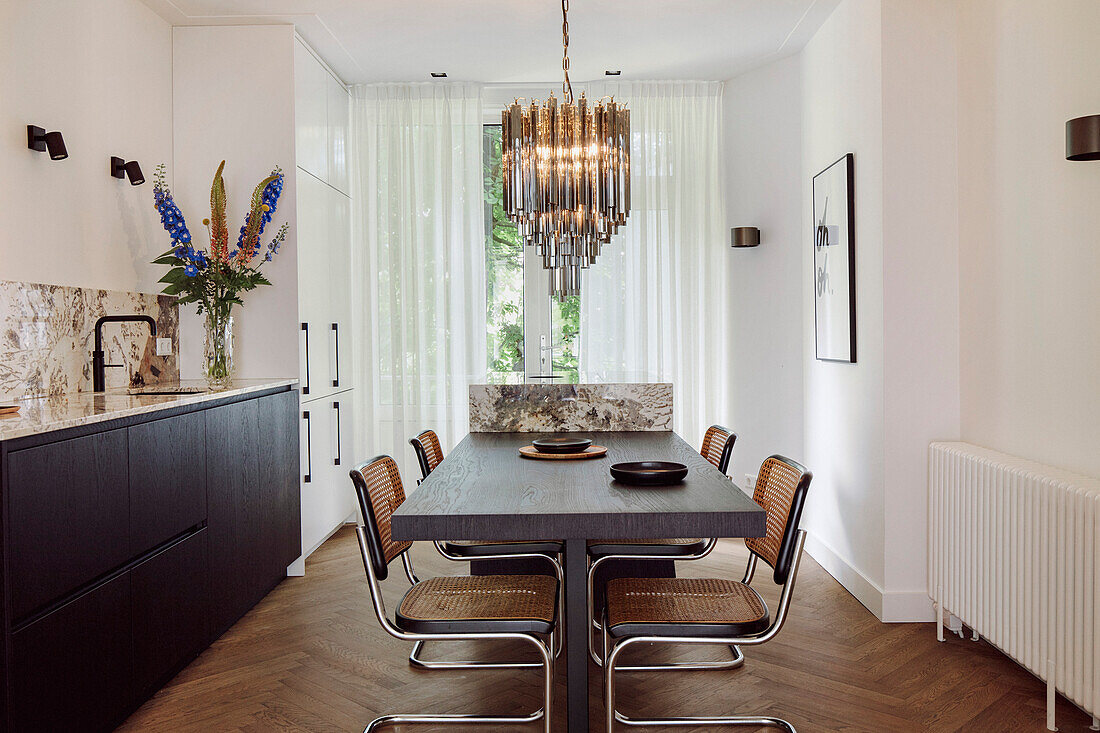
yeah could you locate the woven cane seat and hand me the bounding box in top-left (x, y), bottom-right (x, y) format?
top-left (604, 577), bottom-right (770, 639)
top-left (441, 539), bottom-right (564, 557)
top-left (396, 574), bottom-right (558, 635)
top-left (587, 538), bottom-right (709, 558)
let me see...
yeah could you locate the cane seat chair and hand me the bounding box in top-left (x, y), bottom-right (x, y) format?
top-left (408, 429), bottom-right (564, 667)
top-left (600, 454), bottom-right (812, 732)
top-left (349, 455), bottom-right (558, 732)
top-left (586, 425), bottom-right (738, 668)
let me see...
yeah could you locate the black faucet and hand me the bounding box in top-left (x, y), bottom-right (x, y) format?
top-left (92, 315), bottom-right (157, 392)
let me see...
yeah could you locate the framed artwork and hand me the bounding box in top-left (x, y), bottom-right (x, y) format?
top-left (812, 153), bottom-right (856, 363)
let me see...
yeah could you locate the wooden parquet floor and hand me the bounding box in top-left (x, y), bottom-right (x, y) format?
top-left (118, 528), bottom-right (1094, 732)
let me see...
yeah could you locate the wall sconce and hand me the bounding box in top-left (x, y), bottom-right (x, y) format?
top-left (110, 157), bottom-right (145, 185)
top-left (731, 226), bottom-right (760, 248)
top-left (26, 125), bottom-right (68, 160)
top-left (1066, 115), bottom-right (1100, 161)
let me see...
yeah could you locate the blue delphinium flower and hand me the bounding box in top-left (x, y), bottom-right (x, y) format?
top-left (184, 264), bottom-right (198, 277)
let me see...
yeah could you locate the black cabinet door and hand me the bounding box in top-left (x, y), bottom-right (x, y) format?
top-left (7, 429), bottom-right (129, 621)
top-left (10, 573), bottom-right (132, 732)
top-left (131, 528), bottom-right (209, 698)
top-left (129, 411), bottom-right (207, 554)
top-left (206, 399), bottom-right (264, 633)
top-left (258, 390), bottom-right (301, 570)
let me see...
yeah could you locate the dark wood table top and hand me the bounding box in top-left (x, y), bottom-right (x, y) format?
top-left (392, 431), bottom-right (767, 541)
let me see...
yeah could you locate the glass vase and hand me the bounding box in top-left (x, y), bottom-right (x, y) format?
top-left (203, 306), bottom-right (234, 390)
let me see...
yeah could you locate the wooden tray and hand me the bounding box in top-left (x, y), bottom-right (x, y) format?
top-left (519, 445), bottom-right (607, 460)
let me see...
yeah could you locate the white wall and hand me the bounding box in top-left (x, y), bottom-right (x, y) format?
top-left (172, 25), bottom-right (300, 380)
top-left (879, 0), bottom-right (960, 621)
top-left (958, 0), bottom-right (1100, 479)
top-left (723, 55), bottom-right (805, 484)
top-left (800, 0), bottom-right (888, 616)
top-left (0, 0), bottom-right (172, 293)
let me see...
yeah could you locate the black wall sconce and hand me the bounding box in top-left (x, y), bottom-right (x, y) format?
top-left (111, 157), bottom-right (145, 185)
top-left (731, 226), bottom-right (761, 248)
top-left (1066, 115), bottom-right (1100, 161)
top-left (26, 125), bottom-right (68, 160)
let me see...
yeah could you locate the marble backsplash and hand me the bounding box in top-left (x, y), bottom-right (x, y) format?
top-left (469, 383), bottom-right (673, 432)
top-left (0, 280), bottom-right (179, 398)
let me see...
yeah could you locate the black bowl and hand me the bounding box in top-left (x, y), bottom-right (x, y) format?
top-left (532, 436), bottom-right (593, 454)
top-left (610, 461), bottom-right (689, 486)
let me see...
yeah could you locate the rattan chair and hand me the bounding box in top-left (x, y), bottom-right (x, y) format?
top-left (586, 425), bottom-right (738, 668)
top-left (408, 429), bottom-right (565, 668)
top-left (600, 454), bottom-right (812, 732)
top-left (350, 455), bottom-right (558, 732)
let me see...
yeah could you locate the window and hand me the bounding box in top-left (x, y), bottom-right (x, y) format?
top-left (483, 125), bottom-right (580, 383)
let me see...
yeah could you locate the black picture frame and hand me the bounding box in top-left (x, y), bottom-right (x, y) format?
top-left (812, 153), bottom-right (856, 363)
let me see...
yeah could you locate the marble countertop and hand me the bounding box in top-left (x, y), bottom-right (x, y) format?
top-left (0, 379), bottom-right (298, 442)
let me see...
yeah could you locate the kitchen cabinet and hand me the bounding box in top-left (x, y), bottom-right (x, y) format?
top-left (6, 428), bottom-right (129, 621)
top-left (0, 385), bottom-right (299, 732)
top-left (129, 410), bottom-right (207, 555)
top-left (10, 573), bottom-right (132, 732)
top-left (294, 37), bottom-right (356, 557)
top-left (131, 528), bottom-right (209, 698)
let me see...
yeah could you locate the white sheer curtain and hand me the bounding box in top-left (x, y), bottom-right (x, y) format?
top-left (578, 81), bottom-right (729, 442)
top-left (349, 83), bottom-right (486, 481)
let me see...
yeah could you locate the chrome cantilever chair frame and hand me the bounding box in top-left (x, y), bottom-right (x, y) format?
top-left (401, 544), bottom-right (564, 668)
top-left (409, 430), bottom-right (565, 667)
top-left (587, 538), bottom-right (745, 670)
top-left (602, 530), bottom-right (807, 732)
top-left (587, 425), bottom-right (740, 670)
top-left (355, 526), bottom-right (555, 732)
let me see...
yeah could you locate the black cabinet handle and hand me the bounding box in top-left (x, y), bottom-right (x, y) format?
top-left (302, 410), bottom-right (312, 483)
top-left (300, 323), bottom-right (311, 396)
top-left (331, 323), bottom-right (340, 388)
top-left (332, 401), bottom-right (342, 466)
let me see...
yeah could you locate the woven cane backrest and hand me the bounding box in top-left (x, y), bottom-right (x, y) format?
top-left (349, 456), bottom-right (413, 580)
top-left (700, 425), bottom-right (736, 474)
top-left (745, 455), bottom-right (812, 585)
top-left (410, 429), bottom-right (444, 480)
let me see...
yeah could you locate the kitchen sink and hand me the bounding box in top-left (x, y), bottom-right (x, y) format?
top-left (126, 386), bottom-right (208, 396)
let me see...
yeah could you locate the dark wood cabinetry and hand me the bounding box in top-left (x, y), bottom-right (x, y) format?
top-left (6, 429), bottom-right (130, 621)
top-left (129, 410), bottom-right (208, 555)
top-left (0, 386), bottom-right (300, 732)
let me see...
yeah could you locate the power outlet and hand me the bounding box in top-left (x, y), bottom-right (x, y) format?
top-left (156, 338), bottom-right (173, 356)
top-left (744, 473), bottom-right (756, 490)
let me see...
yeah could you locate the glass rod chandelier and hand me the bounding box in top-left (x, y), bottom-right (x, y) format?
top-left (501, 0), bottom-right (631, 300)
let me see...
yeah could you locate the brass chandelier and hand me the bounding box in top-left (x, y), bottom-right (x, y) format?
top-left (501, 0), bottom-right (631, 300)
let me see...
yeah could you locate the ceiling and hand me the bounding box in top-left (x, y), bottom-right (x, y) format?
top-left (141, 0), bottom-right (840, 86)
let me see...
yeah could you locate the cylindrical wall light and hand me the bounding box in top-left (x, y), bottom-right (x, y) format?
top-left (731, 226), bottom-right (760, 248)
top-left (111, 157), bottom-right (145, 185)
top-left (27, 125), bottom-right (68, 160)
top-left (1067, 115), bottom-right (1100, 161)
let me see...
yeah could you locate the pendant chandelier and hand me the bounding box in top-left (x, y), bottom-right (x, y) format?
top-left (501, 0), bottom-right (631, 300)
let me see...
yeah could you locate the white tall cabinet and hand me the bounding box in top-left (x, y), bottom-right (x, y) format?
top-left (294, 38), bottom-right (356, 561)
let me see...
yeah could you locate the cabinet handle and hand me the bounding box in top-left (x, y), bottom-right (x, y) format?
top-left (301, 322), bottom-right (311, 396)
top-left (332, 401), bottom-right (342, 466)
top-left (302, 410), bottom-right (312, 483)
top-left (331, 322), bottom-right (340, 388)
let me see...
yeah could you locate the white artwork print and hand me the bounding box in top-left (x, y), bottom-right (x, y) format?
top-left (812, 154), bottom-right (855, 362)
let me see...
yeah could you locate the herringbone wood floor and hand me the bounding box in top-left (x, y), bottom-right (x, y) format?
top-left (118, 528), bottom-right (1094, 732)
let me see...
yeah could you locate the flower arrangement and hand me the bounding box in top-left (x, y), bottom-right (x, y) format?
top-left (151, 161), bottom-right (289, 387)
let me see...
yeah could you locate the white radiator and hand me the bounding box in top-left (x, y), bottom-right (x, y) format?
top-left (929, 442), bottom-right (1100, 731)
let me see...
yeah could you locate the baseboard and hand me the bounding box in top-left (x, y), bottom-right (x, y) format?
top-left (803, 533), bottom-right (935, 622)
top-left (288, 511), bottom-right (358, 576)
top-left (803, 532), bottom-right (884, 619)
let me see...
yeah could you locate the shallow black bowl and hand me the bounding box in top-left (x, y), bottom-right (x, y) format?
top-left (532, 436), bottom-right (593, 454)
top-left (610, 461), bottom-right (689, 486)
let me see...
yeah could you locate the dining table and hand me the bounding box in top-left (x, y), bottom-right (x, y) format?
top-left (391, 430), bottom-right (768, 733)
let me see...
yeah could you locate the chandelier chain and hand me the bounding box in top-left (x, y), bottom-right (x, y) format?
top-left (561, 0), bottom-right (573, 102)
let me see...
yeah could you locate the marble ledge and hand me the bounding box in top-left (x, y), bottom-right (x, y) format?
top-left (0, 379), bottom-right (299, 443)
